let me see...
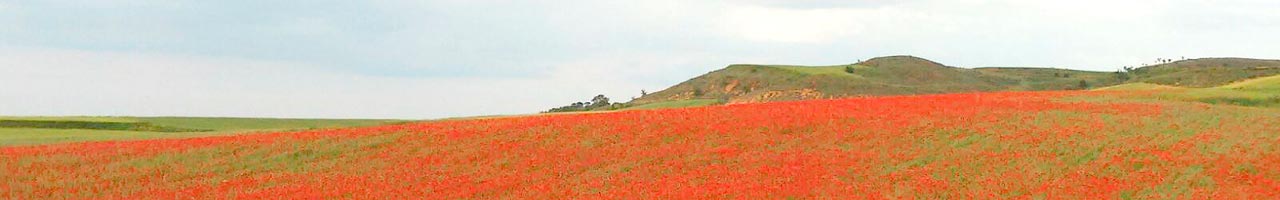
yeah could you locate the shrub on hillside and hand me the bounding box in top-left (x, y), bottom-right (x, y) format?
top-left (545, 94), bottom-right (615, 113)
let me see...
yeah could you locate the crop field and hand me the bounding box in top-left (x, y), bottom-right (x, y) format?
top-left (0, 117), bottom-right (401, 146)
top-left (1098, 75), bottom-right (1280, 108)
top-left (3, 91), bottom-right (1280, 198)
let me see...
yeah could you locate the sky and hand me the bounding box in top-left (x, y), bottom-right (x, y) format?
top-left (2, 0), bottom-right (1279, 119)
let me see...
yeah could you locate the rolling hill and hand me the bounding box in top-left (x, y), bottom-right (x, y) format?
top-left (1128, 58), bottom-right (1280, 87)
top-left (631, 56), bottom-right (1123, 105)
top-left (1096, 74), bottom-right (1280, 108)
top-left (630, 56), bottom-right (1280, 107)
top-left (1219, 73), bottom-right (1280, 91)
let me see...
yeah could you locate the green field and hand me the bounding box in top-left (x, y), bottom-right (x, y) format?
top-left (0, 117), bottom-right (402, 146)
top-left (1094, 83), bottom-right (1182, 91)
top-left (624, 99), bottom-right (724, 110)
top-left (1096, 75), bottom-right (1280, 108)
top-left (1220, 74), bottom-right (1280, 91)
top-left (134, 117), bottom-right (402, 131)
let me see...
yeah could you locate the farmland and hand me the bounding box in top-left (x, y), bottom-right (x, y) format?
top-left (3, 91), bottom-right (1278, 198)
top-left (0, 117), bottom-right (401, 146)
top-left (1097, 75), bottom-right (1280, 108)
top-left (9, 0), bottom-right (1280, 198)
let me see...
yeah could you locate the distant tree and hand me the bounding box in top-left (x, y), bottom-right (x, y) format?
top-left (1078, 80), bottom-right (1090, 89)
top-left (545, 95), bottom-right (613, 113)
top-left (1114, 71), bottom-right (1130, 81)
top-left (844, 66), bottom-right (855, 74)
top-left (640, 89), bottom-right (648, 97)
top-left (693, 89), bottom-right (704, 97)
top-left (590, 94), bottom-right (610, 108)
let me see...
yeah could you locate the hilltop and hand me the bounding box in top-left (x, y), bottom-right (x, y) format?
top-left (631, 56), bottom-right (1120, 105)
top-left (629, 56), bottom-right (1280, 107)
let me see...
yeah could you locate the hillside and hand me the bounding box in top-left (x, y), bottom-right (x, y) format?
top-left (1128, 58), bottom-right (1280, 87)
top-left (974, 67), bottom-right (1124, 91)
top-left (1092, 74), bottom-right (1280, 108)
top-left (632, 56), bottom-right (1123, 105)
top-left (1094, 83), bottom-right (1183, 91)
top-left (631, 56), bottom-right (1279, 107)
top-left (1219, 73), bottom-right (1280, 91)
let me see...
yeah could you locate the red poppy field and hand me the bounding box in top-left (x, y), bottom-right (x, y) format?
top-left (3, 91), bottom-right (1279, 199)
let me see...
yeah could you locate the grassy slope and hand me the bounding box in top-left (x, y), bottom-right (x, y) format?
top-left (1097, 75), bottom-right (1280, 108)
top-left (0, 117), bottom-right (401, 146)
top-left (633, 56), bottom-right (1279, 109)
top-left (623, 99), bottom-right (723, 110)
top-left (1219, 74), bottom-right (1280, 91)
top-left (632, 56), bottom-right (984, 105)
top-left (1129, 58), bottom-right (1280, 87)
top-left (632, 56), bottom-right (1123, 106)
top-left (1095, 83), bottom-right (1183, 91)
top-left (975, 67), bottom-right (1123, 91)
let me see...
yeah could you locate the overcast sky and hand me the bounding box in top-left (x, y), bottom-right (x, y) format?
top-left (2, 0), bottom-right (1278, 119)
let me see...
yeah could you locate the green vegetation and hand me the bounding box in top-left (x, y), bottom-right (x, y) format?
top-left (975, 67), bottom-right (1124, 91)
top-left (1126, 58), bottom-right (1280, 87)
top-left (773, 65), bottom-right (870, 76)
top-left (1218, 74), bottom-right (1280, 91)
top-left (545, 94), bottom-right (618, 113)
top-left (0, 128), bottom-right (237, 146)
top-left (0, 116), bottom-right (401, 146)
top-left (135, 117), bottom-right (399, 131)
top-left (1174, 88), bottom-right (1280, 107)
top-left (632, 56), bottom-right (1280, 109)
top-left (624, 99), bottom-right (723, 110)
top-left (1094, 83), bottom-right (1182, 91)
top-left (0, 116), bottom-right (137, 123)
top-left (1096, 75), bottom-right (1280, 108)
top-left (0, 120), bottom-right (206, 132)
top-left (633, 56), bottom-right (1126, 105)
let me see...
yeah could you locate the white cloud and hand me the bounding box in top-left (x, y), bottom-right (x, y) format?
top-left (4, 0), bottom-right (1280, 118)
top-left (717, 5), bottom-right (866, 43)
top-left (0, 47), bottom-right (667, 119)
top-left (710, 0), bottom-right (1280, 69)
